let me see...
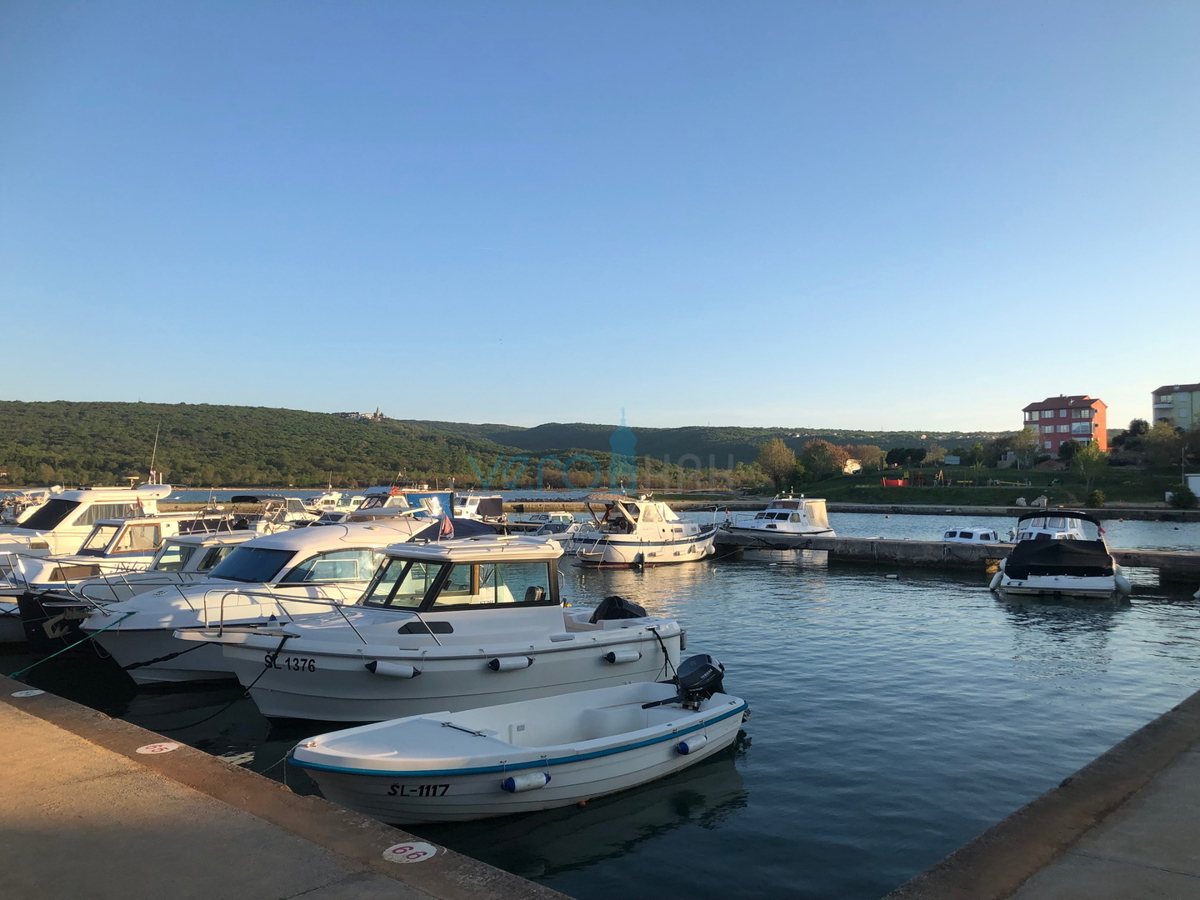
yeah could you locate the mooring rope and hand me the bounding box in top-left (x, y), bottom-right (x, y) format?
top-left (7, 611), bottom-right (136, 680)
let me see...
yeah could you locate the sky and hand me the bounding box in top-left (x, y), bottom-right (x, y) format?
top-left (1, 1), bottom-right (1197, 433)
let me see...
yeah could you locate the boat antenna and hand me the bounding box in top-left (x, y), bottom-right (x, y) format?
top-left (149, 424), bottom-right (161, 484)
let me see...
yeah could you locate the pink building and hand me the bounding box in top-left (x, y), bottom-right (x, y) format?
top-left (1022, 395), bottom-right (1108, 454)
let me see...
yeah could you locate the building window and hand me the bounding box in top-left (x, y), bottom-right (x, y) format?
top-left (1044, 441), bottom-right (1052, 449)
top-left (1029, 410), bottom-right (1039, 421)
top-left (1071, 422), bottom-right (1091, 435)
top-left (1042, 424), bottom-right (1054, 433)
top-left (1058, 424), bottom-right (1070, 433)
top-left (1059, 409), bottom-right (1067, 417)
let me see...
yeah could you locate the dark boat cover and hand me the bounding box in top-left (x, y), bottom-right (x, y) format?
top-left (1004, 539), bottom-right (1114, 579)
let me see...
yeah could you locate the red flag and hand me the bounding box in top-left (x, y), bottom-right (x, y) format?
top-left (440, 515), bottom-right (454, 539)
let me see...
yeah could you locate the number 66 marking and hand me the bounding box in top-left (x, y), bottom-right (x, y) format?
top-left (382, 841), bottom-right (438, 864)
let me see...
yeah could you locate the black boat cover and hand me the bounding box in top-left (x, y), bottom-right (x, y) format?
top-left (1004, 539), bottom-right (1114, 580)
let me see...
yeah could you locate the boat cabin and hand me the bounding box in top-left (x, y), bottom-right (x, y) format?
top-left (1012, 512), bottom-right (1094, 543)
top-left (586, 494), bottom-right (682, 535)
top-left (453, 494), bottom-right (505, 523)
top-left (943, 528), bottom-right (1002, 543)
top-left (0, 484), bottom-right (173, 556)
top-left (351, 486), bottom-right (453, 521)
top-left (361, 537), bottom-right (561, 612)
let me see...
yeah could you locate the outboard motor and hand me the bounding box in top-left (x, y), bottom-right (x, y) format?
top-left (676, 653), bottom-right (725, 710)
top-left (589, 595), bottom-right (647, 623)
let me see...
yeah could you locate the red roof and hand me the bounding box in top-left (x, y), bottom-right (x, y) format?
top-left (1152, 383), bottom-right (1200, 395)
top-left (1022, 395), bottom-right (1106, 412)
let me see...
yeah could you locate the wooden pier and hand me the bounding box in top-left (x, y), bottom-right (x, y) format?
top-left (712, 532), bottom-right (1200, 583)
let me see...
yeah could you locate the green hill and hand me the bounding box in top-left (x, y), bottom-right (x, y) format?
top-left (0, 401), bottom-right (1009, 489)
top-left (0, 401), bottom-right (518, 488)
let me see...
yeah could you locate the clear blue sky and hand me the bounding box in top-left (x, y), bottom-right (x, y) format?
top-left (2, 1), bottom-right (1197, 433)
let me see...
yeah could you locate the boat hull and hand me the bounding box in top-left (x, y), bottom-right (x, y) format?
top-left (219, 626), bottom-right (683, 722)
top-left (91, 627), bottom-right (235, 684)
top-left (297, 698), bottom-right (747, 823)
top-left (573, 531), bottom-right (715, 567)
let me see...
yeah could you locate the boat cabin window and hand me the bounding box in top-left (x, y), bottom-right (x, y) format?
top-left (959, 532), bottom-right (974, 540)
top-left (209, 547), bottom-right (295, 583)
top-left (776, 501), bottom-right (800, 510)
top-left (72, 502), bottom-right (140, 528)
top-left (286, 499), bottom-right (307, 514)
top-left (19, 499), bottom-right (81, 531)
top-left (361, 558), bottom-right (559, 611)
top-left (153, 543), bottom-right (197, 572)
top-left (641, 505), bottom-right (663, 523)
top-left (113, 524), bottom-right (161, 554)
top-left (80, 524), bottom-right (121, 554)
top-left (361, 560), bottom-right (447, 610)
top-left (430, 561), bottom-right (557, 610)
top-left (944, 531), bottom-right (958, 539)
top-left (198, 544), bottom-right (238, 571)
top-left (790, 513), bottom-right (802, 523)
top-left (279, 548), bottom-right (385, 584)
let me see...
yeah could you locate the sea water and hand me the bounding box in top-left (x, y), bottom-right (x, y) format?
top-left (8, 514), bottom-right (1200, 900)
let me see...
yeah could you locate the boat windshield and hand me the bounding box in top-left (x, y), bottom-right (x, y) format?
top-left (430, 562), bottom-right (555, 609)
top-left (153, 542), bottom-right (197, 572)
top-left (361, 559), bottom-right (449, 610)
top-left (80, 524), bottom-right (120, 554)
top-left (209, 547), bottom-right (295, 583)
top-left (18, 499), bottom-right (80, 531)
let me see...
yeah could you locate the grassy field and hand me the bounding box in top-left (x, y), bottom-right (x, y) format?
top-left (785, 466), bottom-right (1182, 508)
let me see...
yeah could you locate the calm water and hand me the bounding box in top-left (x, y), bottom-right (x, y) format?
top-left (6, 515), bottom-right (1200, 900)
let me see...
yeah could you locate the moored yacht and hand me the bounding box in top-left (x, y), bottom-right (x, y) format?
top-left (179, 536), bottom-right (685, 722)
top-left (0, 484), bottom-right (174, 558)
top-left (725, 495), bottom-right (834, 538)
top-left (991, 510), bottom-right (1131, 600)
top-left (568, 494), bottom-right (716, 567)
top-left (453, 494), bottom-right (506, 525)
top-left (80, 517), bottom-right (461, 683)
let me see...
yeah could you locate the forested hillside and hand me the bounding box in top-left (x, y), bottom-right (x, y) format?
top-left (1, 401), bottom-right (1009, 489)
top-left (0, 402), bottom-right (517, 487)
top-left (407, 420), bottom-right (1008, 465)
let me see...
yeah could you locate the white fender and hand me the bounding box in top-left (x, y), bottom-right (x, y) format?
top-left (365, 660), bottom-right (421, 678)
top-left (989, 571), bottom-right (1004, 591)
top-left (488, 656), bottom-right (534, 672)
top-left (677, 734), bottom-right (708, 755)
top-left (603, 649), bottom-right (642, 664)
top-left (501, 772), bottom-right (550, 793)
top-left (1114, 569), bottom-right (1132, 595)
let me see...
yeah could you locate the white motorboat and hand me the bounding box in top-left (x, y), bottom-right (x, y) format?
top-left (942, 527), bottom-right (1002, 544)
top-left (9, 530), bottom-right (260, 650)
top-left (346, 486), bottom-right (455, 523)
top-left (568, 494), bottom-right (716, 567)
top-left (179, 536), bottom-right (685, 722)
top-left (726, 495), bottom-right (834, 538)
top-left (453, 494), bottom-right (506, 525)
top-left (1, 489), bottom-right (53, 526)
top-left (990, 510), bottom-right (1131, 600)
top-left (80, 518), bottom-right (449, 684)
top-left (0, 484), bottom-right (173, 558)
top-left (506, 511), bottom-right (575, 533)
top-left (289, 654), bottom-right (746, 823)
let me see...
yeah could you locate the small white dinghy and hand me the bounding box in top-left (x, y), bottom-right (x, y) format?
top-left (289, 654), bottom-right (748, 824)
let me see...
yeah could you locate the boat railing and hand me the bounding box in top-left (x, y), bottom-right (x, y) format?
top-left (200, 586), bottom-right (370, 645)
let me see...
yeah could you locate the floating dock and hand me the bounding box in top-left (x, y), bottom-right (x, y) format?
top-left (712, 532), bottom-right (1200, 583)
top-left (0, 674), bottom-right (565, 900)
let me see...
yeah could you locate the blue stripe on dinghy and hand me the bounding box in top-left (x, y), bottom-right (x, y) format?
top-left (289, 701), bottom-right (749, 778)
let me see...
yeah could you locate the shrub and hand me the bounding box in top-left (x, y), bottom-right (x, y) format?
top-left (1086, 489), bottom-right (1105, 508)
top-left (1168, 486), bottom-right (1197, 509)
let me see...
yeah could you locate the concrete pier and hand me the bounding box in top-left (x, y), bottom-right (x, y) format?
top-left (711, 532), bottom-right (1200, 583)
top-left (0, 674), bottom-right (565, 900)
top-left (884, 687), bottom-right (1200, 900)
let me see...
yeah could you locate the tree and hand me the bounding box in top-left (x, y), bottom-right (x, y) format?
top-left (801, 440), bottom-right (851, 479)
top-left (847, 444), bottom-right (886, 472)
top-left (1128, 418), bottom-right (1149, 437)
top-left (924, 443), bottom-right (947, 464)
top-left (1058, 439), bottom-right (1081, 463)
top-left (1169, 485), bottom-right (1197, 509)
top-left (1075, 440), bottom-right (1108, 493)
top-left (756, 438), bottom-right (796, 491)
top-left (1144, 421), bottom-right (1184, 469)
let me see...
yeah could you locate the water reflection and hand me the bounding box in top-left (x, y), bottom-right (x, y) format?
top-left (417, 736), bottom-right (750, 881)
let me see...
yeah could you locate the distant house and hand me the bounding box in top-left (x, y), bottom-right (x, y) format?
top-left (1022, 395), bottom-right (1107, 454)
top-left (842, 458), bottom-right (863, 474)
top-left (1151, 383), bottom-right (1200, 430)
top-left (335, 408), bottom-right (386, 423)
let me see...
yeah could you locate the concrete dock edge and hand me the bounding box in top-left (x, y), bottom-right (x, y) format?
top-left (1, 674), bottom-right (568, 900)
top-left (883, 687), bottom-right (1200, 900)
